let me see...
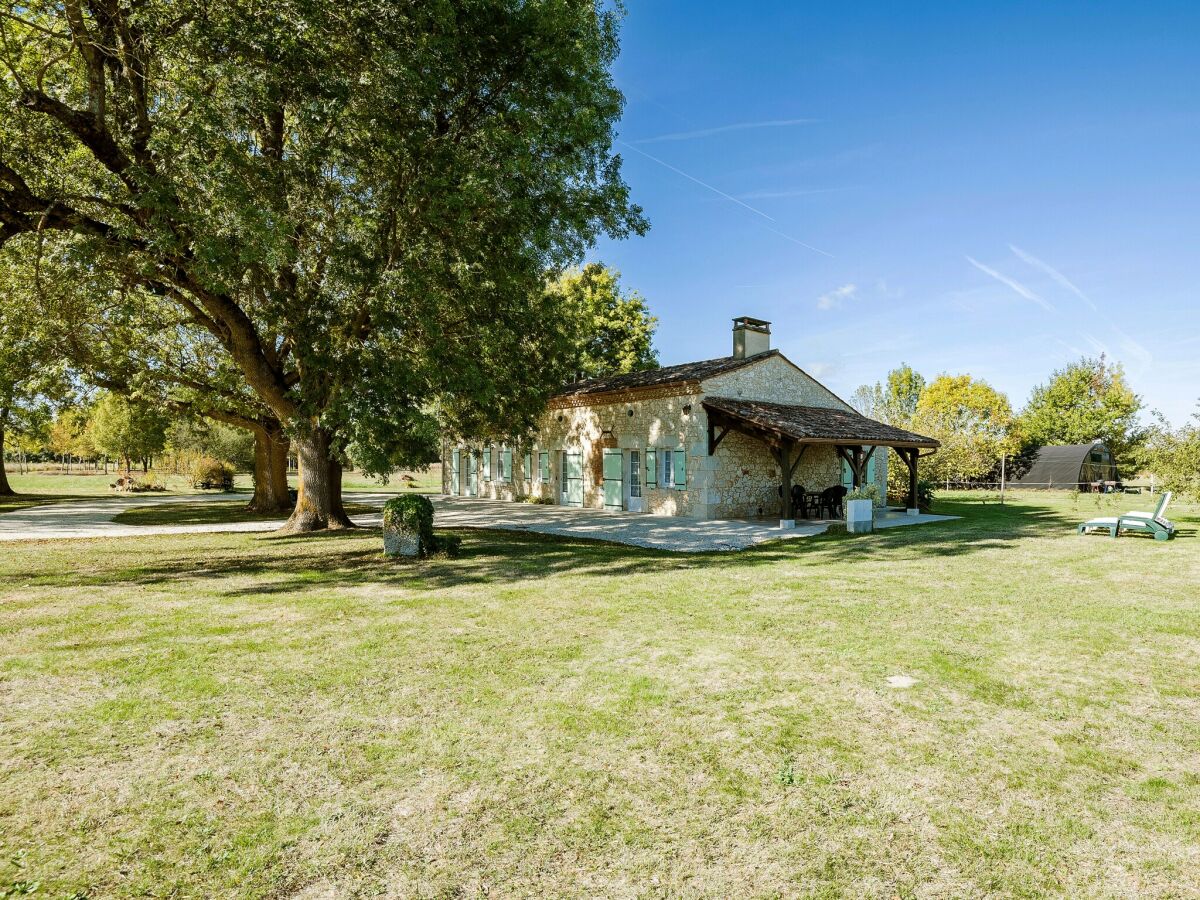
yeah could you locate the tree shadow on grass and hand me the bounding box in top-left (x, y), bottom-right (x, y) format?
top-left (4, 498), bottom-right (1188, 599)
top-left (0, 493), bottom-right (100, 514)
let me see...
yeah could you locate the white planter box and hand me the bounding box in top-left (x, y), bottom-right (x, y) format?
top-left (846, 499), bottom-right (875, 534)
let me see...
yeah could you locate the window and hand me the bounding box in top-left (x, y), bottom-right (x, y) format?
top-left (630, 450), bottom-right (642, 498)
top-left (482, 448), bottom-right (492, 481)
top-left (560, 451), bottom-right (569, 496)
top-left (524, 450), bottom-right (532, 481)
top-left (646, 448), bottom-right (656, 487)
top-left (662, 449), bottom-right (673, 488)
top-left (673, 449), bottom-right (686, 490)
top-left (500, 448), bottom-right (512, 482)
top-left (539, 451), bottom-right (550, 483)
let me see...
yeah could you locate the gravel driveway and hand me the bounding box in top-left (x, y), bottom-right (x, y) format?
top-left (0, 492), bottom-right (824, 551)
top-left (1, 493), bottom-right (952, 552)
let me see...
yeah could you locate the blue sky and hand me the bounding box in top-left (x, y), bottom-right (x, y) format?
top-left (592, 1), bottom-right (1200, 424)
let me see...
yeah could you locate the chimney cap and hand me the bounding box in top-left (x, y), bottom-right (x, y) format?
top-left (732, 316), bottom-right (771, 332)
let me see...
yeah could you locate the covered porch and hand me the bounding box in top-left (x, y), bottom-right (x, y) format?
top-left (702, 397), bottom-right (941, 520)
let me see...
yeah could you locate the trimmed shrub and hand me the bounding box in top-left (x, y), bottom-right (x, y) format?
top-left (110, 475), bottom-right (167, 493)
top-left (192, 457), bottom-right (235, 491)
top-left (382, 495), bottom-right (460, 558)
top-left (916, 479), bottom-right (936, 512)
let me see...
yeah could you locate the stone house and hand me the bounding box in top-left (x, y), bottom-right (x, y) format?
top-left (442, 317), bottom-right (938, 520)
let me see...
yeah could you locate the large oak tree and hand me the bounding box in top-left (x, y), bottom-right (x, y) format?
top-left (0, 0), bottom-right (644, 531)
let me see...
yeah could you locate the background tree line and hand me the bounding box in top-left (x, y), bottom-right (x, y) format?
top-left (852, 357), bottom-right (1199, 498)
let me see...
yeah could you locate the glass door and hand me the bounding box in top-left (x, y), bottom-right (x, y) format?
top-left (562, 451), bottom-right (583, 506)
top-left (602, 448), bottom-right (623, 510)
top-left (450, 450), bottom-right (460, 494)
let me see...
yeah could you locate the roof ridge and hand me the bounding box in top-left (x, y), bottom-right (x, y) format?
top-left (553, 349), bottom-right (778, 399)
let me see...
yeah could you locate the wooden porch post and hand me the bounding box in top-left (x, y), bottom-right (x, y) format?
top-left (780, 440), bottom-right (793, 520)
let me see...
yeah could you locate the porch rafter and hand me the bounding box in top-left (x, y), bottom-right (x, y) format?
top-left (701, 396), bottom-right (940, 516)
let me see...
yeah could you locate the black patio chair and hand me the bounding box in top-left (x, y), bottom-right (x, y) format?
top-left (819, 485), bottom-right (847, 518)
top-left (790, 484), bottom-right (806, 518)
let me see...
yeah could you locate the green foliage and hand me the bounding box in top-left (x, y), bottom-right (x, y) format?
top-left (885, 364), bottom-right (926, 423)
top-left (0, 248), bottom-right (69, 488)
top-left (168, 419), bottom-right (254, 472)
top-left (1142, 406), bottom-right (1200, 499)
top-left (0, 0), bottom-right (646, 526)
top-left (547, 263), bottom-right (659, 380)
top-left (1019, 356), bottom-right (1144, 459)
top-left (914, 375), bottom-right (1019, 483)
top-left (382, 495), bottom-right (460, 558)
top-left (191, 457), bottom-right (235, 491)
top-left (850, 363), bottom-right (925, 426)
top-left (916, 479), bottom-right (937, 512)
top-left (88, 393), bottom-right (169, 471)
top-left (344, 405), bottom-right (440, 481)
top-left (846, 483), bottom-right (880, 503)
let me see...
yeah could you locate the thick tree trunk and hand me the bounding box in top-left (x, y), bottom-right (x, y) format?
top-left (0, 411), bottom-right (13, 496)
top-left (279, 427), bottom-right (353, 533)
top-left (248, 422), bottom-right (294, 514)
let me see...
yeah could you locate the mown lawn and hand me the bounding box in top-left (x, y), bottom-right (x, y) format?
top-left (1, 492), bottom-right (1197, 897)
top-left (110, 500), bottom-right (378, 527)
top-left (2, 467), bottom-right (441, 508)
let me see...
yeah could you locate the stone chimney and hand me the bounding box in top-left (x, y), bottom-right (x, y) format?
top-left (732, 316), bottom-right (771, 359)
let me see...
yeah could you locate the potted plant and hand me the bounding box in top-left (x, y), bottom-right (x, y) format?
top-left (845, 483), bottom-right (880, 533)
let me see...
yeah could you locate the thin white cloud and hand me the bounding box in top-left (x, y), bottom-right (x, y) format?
top-left (817, 283), bottom-right (857, 310)
top-left (1055, 338), bottom-right (1087, 357)
top-left (1008, 245), bottom-right (1098, 312)
top-left (616, 140), bottom-right (834, 258)
top-left (634, 118), bottom-right (818, 144)
top-left (1009, 244), bottom-right (1153, 369)
top-left (737, 186), bottom-right (859, 200)
top-left (966, 256), bottom-right (1057, 313)
top-left (1083, 333), bottom-right (1111, 357)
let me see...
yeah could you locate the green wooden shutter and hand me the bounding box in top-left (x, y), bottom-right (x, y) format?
top-left (502, 449), bottom-right (513, 481)
top-left (646, 448), bottom-right (656, 486)
top-left (524, 450), bottom-right (532, 480)
top-left (483, 448), bottom-right (491, 481)
top-left (539, 451), bottom-right (550, 482)
top-left (673, 450), bottom-right (686, 489)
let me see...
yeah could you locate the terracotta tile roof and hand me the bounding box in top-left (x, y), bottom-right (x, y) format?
top-left (702, 396), bottom-right (940, 448)
top-left (553, 350), bottom-right (780, 398)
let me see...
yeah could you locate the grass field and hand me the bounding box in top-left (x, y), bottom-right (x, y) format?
top-left (0, 465), bottom-right (441, 512)
top-left (110, 500), bottom-right (378, 527)
top-left (1, 491), bottom-right (1197, 897)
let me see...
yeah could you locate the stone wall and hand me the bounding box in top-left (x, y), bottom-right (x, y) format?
top-left (702, 354), bottom-right (853, 411)
top-left (441, 352), bottom-right (892, 519)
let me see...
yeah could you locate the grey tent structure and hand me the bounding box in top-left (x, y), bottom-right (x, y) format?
top-left (1013, 442), bottom-right (1119, 490)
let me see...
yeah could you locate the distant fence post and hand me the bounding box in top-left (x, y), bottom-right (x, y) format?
top-left (1000, 455), bottom-right (1006, 505)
